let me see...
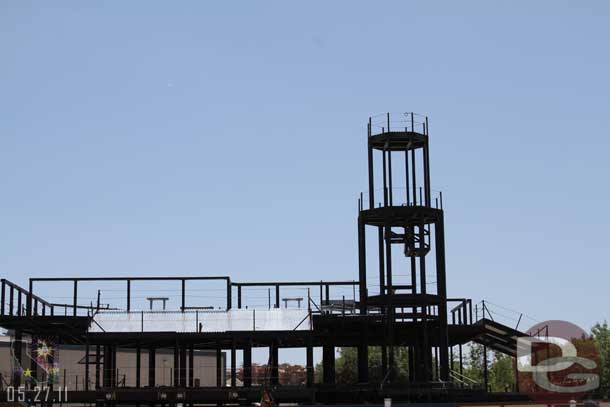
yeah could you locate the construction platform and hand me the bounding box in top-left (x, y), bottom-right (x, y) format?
top-left (0, 113), bottom-right (540, 405)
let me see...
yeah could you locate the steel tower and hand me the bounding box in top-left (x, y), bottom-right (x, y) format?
top-left (357, 112), bottom-right (449, 382)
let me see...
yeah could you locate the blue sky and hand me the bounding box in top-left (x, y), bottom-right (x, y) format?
top-left (1, 1), bottom-right (609, 338)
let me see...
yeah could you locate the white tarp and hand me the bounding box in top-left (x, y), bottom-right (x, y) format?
top-left (90, 309), bottom-right (311, 333)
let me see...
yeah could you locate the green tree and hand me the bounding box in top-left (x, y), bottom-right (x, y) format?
top-left (463, 343), bottom-right (484, 384)
top-left (489, 351), bottom-right (515, 392)
top-left (317, 347), bottom-right (410, 384)
top-left (462, 344), bottom-right (515, 392)
top-left (591, 321), bottom-right (610, 398)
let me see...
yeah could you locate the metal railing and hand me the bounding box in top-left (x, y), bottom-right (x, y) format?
top-left (369, 112), bottom-right (429, 136)
top-left (0, 279), bottom-right (53, 317)
top-left (358, 187), bottom-right (444, 211)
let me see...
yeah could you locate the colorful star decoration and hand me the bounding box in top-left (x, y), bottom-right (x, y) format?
top-left (35, 341), bottom-right (54, 359)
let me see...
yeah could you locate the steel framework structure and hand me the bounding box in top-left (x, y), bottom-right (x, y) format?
top-left (0, 113), bottom-right (533, 406)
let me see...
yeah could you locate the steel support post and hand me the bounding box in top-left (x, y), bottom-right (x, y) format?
top-left (216, 342), bottom-right (222, 387)
top-left (135, 342), bottom-right (141, 388)
top-left (270, 341), bottom-right (279, 385)
top-left (357, 335), bottom-right (369, 383)
top-left (243, 341), bottom-right (252, 387)
top-left (358, 217), bottom-right (367, 313)
top-left (148, 348), bottom-right (156, 387)
top-left (434, 217), bottom-right (450, 381)
top-left (322, 344), bottom-right (335, 385)
top-left (230, 343), bottom-right (236, 387)
top-left (306, 339), bottom-right (314, 387)
top-left (180, 344), bottom-right (187, 387)
top-left (189, 346), bottom-right (194, 388)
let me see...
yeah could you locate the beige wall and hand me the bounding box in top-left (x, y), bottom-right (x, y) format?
top-left (0, 336), bottom-right (224, 390)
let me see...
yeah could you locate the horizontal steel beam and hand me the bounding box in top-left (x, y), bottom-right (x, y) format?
top-left (30, 276), bottom-right (231, 282)
top-left (234, 281), bottom-right (358, 287)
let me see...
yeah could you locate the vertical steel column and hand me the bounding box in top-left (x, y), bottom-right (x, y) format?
top-left (367, 118), bottom-right (375, 209)
top-left (358, 217), bottom-right (367, 313)
top-left (216, 342), bottom-right (222, 387)
top-left (135, 342), bottom-right (141, 388)
top-left (450, 314), bottom-right (454, 375)
top-left (434, 218), bottom-right (450, 381)
top-left (385, 225), bottom-right (393, 295)
top-left (306, 339), bottom-right (314, 387)
top-left (382, 147), bottom-right (388, 206)
top-left (411, 148), bottom-right (417, 205)
top-left (180, 344), bottom-right (187, 387)
top-left (322, 344), bottom-right (335, 385)
top-left (230, 342), bottom-right (236, 387)
top-left (148, 348), bottom-right (156, 387)
top-left (237, 285), bottom-right (242, 309)
top-left (405, 149), bottom-right (410, 205)
top-left (270, 341), bottom-right (279, 386)
top-left (226, 279), bottom-right (232, 310)
top-left (275, 285), bottom-right (280, 309)
top-left (419, 226), bottom-right (427, 294)
top-left (388, 148), bottom-right (393, 206)
top-left (319, 283), bottom-right (323, 309)
top-left (189, 346), bottom-right (194, 388)
top-left (243, 341), bottom-right (252, 387)
top-left (17, 290), bottom-right (22, 316)
top-left (423, 139), bottom-right (431, 206)
top-left (385, 222), bottom-right (395, 381)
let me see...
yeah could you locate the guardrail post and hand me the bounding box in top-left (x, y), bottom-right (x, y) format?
top-left (27, 280), bottom-right (33, 317)
top-left (127, 280), bottom-right (131, 312)
top-left (181, 279), bottom-right (186, 313)
top-left (1, 280), bottom-right (5, 315)
top-left (73, 280), bottom-right (78, 317)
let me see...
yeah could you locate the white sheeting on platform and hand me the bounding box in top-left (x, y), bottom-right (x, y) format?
top-left (89, 309), bottom-right (311, 333)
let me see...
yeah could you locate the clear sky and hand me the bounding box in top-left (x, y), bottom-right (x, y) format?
top-left (1, 1), bottom-right (609, 338)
